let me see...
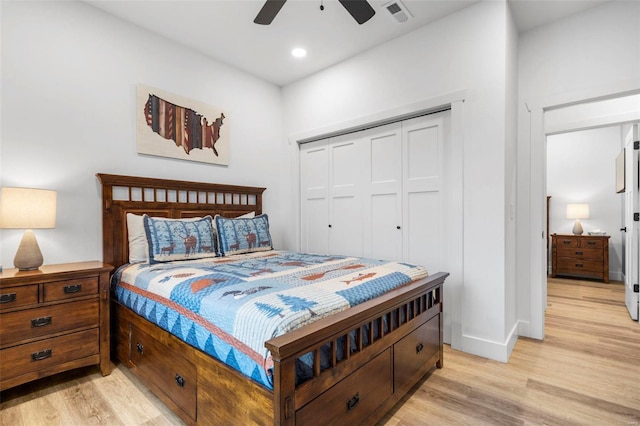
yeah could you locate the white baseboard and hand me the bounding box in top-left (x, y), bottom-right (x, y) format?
top-left (459, 322), bottom-right (521, 363)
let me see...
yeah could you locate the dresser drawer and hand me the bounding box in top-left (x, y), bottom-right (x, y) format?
top-left (44, 277), bottom-right (99, 302)
top-left (296, 348), bottom-right (392, 426)
top-left (0, 328), bottom-right (99, 381)
top-left (0, 284), bottom-right (38, 312)
top-left (0, 299), bottom-right (99, 347)
top-left (557, 247), bottom-right (602, 260)
top-left (556, 237), bottom-right (579, 248)
top-left (581, 238), bottom-right (604, 249)
top-left (394, 315), bottom-right (440, 390)
top-left (130, 325), bottom-right (197, 420)
top-left (557, 259), bottom-right (603, 274)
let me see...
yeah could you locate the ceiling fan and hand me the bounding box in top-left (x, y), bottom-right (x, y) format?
top-left (254, 0), bottom-right (376, 25)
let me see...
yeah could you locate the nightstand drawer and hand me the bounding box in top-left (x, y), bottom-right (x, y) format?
top-left (557, 247), bottom-right (602, 260)
top-left (0, 299), bottom-right (99, 347)
top-left (0, 328), bottom-right (99, 382)
top-left (0, 285), bottom-right (38, 312)
top-left (44, 277), bottom-right (99, 302)
top-left (557, 259), bottom-right (603, 274)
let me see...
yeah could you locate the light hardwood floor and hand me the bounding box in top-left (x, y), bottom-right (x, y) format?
top-left (2, 277), bottom-right (639, 425)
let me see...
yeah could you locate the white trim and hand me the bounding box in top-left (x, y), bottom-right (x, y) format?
top-left (461, 320), bottom-right (519, 363)
top-left (289, 90), bottom-right (467, 145)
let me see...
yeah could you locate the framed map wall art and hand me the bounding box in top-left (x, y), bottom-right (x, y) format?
top-left (136, 84), bottom-right (229, 165)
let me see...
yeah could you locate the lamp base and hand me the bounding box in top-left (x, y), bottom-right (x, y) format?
top-left (14, 230), bottom-right (44, 271)
top-left (572, 219), bottom-right (584, 236)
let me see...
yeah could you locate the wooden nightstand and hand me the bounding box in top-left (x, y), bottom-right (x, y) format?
top-left (551, 234), bottom-right (610, 283)
top-left (0, 261), bottom-right (112, 391)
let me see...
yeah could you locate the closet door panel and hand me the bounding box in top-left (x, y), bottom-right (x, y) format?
top-left (300, 140), bottom-right (329, 254)
top-left (405, 191), bottom-right (440, 268)
top-left (363, 123), bottom-right (402, 260)
top-left (329, 137), bottom-right (364, 257)
top-left (402, 116), bottom-right (443, 267)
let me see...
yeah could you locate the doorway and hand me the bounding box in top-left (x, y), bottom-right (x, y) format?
top-left (525, 92), bottom-right (640, 340)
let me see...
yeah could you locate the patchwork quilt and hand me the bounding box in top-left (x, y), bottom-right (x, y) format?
top-left (112, 250), bottom-right (428, 389)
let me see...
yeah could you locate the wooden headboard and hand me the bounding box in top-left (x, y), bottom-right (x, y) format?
top-left (97, 173), bottom-right (266, 269)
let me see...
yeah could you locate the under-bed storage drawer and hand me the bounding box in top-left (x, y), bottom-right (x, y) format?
top-left (394, 314), bottom-right (439, 390)
top-left (296, 348), bottom-right (392, 426)
top-left (130, 325), bottom-right (197, 420)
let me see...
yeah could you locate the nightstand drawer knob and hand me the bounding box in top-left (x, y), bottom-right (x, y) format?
top-left (31, 316), bottom-right (52, 328)
top-left (175, 374), bottom-right (185, 388)
top-left (63, 284), bottom-right (82, 294)
top-left (31, 349), bottom-right (52, 361)
top-left (136, 342), bottom-right (144, 354)
top-left (0, 293), bottom-right (17, 304)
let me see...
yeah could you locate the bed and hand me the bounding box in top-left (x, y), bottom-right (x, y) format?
top-left (97, 173), bottom-right (448, 426)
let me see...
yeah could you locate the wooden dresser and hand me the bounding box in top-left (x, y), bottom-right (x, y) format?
top-left (551, 234), bottom-right (610, 283)
top-left (0, 261), bottom-right (112, 391)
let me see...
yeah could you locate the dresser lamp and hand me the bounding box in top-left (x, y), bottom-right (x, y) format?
top-left (0, 187), bottom-right (57, 271)
top-left (566, 203), bottom-right (589, 236)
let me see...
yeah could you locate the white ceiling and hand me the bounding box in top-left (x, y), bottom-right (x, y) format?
top-left (86, 0), bottom-right (610, 87)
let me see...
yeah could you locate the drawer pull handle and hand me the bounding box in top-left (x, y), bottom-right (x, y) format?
top-left (416, 343), bottom-right (424, 354)
top-left (575, 251), bottom-right (583, 255)
top-left (63, 284), bottom-right (82, 294)
top-left (0, 293), bottom-right (17, 304)
top-left (175, 374), bottom-right (185, 388)
top-left (136, 342), bottom-right (144, 354)
top-left (31, 316), bottom-right (52, 328)
top-left (587, 241), bottom-right (596, 246)
top-left (563, 241), bottom-right (571, 245)
top-left (575, 263), bottom-right (583, 268)
top-left (346, 393), bottom-right (360, 412)
top-left (31, 349), bottom-right (52, 361)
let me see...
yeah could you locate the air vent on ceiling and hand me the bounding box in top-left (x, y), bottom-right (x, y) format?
top-left (382, 0), bottom-right (412, 23)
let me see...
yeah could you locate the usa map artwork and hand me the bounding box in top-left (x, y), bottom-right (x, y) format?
top-left (136, 85), bottom-right (229, 165)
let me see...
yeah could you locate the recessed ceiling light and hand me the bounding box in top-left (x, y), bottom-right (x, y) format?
top-left (291, 47), bottom-right (307, 58)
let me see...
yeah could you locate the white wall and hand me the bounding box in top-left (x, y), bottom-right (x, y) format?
top-left (283, 0), bottom-right (517, 361)
top-left (0, 1), bottom-right (284, 268)
top-left (547, 126), bottom-right (624, 280)
top-left (517, 0), bottom-right (640, 337)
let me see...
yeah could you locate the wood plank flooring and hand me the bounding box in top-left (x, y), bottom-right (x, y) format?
top-left (1, 277), bottom-right (638, 425)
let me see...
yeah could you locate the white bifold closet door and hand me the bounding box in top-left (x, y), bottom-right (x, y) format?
top-left (300, 113), bottom-right (444, 265)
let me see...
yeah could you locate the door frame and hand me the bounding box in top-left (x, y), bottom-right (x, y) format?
top-left (524, 88), bottom-right (640, 339)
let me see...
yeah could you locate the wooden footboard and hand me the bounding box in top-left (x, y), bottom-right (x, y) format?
top-left (268, 272), bottom-right (446, 425)
top-left (112, 272), bottom-right (446, 425)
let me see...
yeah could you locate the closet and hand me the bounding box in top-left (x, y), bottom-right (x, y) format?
top-left (300, 113), bottom-right (447, 267)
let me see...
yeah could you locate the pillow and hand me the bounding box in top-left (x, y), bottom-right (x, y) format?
top-left (238, 211), bottom-right (255, 219)
top-left (215, 214), bottom-right (273, 256)
top-left (144, 215), bottom-right (217, 263)
top-left (126, 213), bottom-right (149, 263)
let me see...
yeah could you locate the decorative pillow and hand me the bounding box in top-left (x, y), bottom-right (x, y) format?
top-left (144, 215), bottom-right (217, 263)
top-left (126, 213), bottom-right (149, 263)
top-left (215, 214), bottom-right (273, 256)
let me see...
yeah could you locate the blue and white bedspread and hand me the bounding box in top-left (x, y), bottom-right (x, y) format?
top-left (112, 250), bottom-right (428, 389)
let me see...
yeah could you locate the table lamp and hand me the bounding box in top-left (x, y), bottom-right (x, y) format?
top-left (0, 187), bottom-right (57, 271)
top-left (566, 203), bottom-right (589, 236)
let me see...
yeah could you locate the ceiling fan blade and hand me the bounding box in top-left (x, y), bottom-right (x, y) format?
top-left (254, 0), bottom-right (287, 25)
top-left (338, 0), bottom-right (375, 25)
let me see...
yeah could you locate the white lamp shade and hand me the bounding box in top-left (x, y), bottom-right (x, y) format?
top-left (566, 203), bottom-right (589, 220)
top-left (0, 187), bottom-right (57, 229)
